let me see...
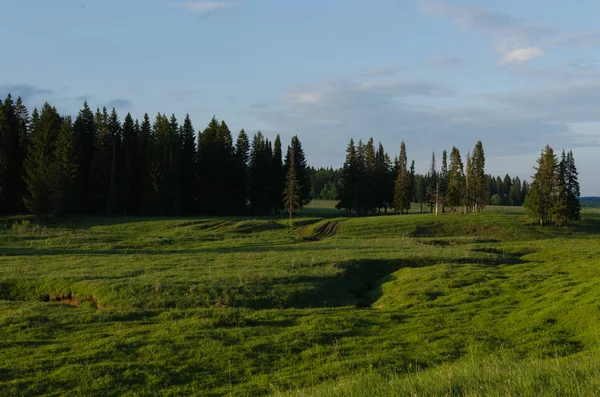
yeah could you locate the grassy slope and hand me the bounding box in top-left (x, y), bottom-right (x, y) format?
top-left (0, 206), bottom-right (599, 396)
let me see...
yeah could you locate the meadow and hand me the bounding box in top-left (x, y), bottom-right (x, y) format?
top-left (0, 202), bottom-right (599, 396)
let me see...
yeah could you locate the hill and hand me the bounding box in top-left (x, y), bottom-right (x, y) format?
top-left (0, 207), bottom-right (599, 396)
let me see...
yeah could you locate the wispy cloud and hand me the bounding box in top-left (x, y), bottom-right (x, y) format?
top-left (428, 56), bottom-right (465, 67)
top-left (500, 47), bottom-right (545, 65)
top-left (107, 98), bottom-right (133, 109)
top-left (552, 30), bottom-right (600, 47)
top-left (166, 89), bottom-right (202, 103)
top-left (0, 84), bottom-right (54, 101)
top-left (420, 1), bottom-right (551, 64)
top-left (174, 1), bottom-right (233, 15)
top-left (359, 65), bottom-right (406, 78)
top-left (420, 0), bottom-right (552, 38)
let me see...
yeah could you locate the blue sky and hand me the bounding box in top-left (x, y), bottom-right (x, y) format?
top-left (2, 0), bottom-right (600, 194)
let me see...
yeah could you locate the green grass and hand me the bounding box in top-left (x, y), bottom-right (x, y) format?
top-left (0, 206), bottom-right (599, 396)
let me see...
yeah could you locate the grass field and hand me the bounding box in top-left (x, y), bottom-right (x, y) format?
top-left (1, 203), bottom-right (599, 396)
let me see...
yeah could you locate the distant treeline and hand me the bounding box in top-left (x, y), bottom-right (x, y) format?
top-left (0, 94), bottom-right (581, 220)
top-left (310, 167), bottom-right (529, 207)
top-left (581, 197), bottom-right (600, 208)
top-left (0, 94), bottom-right (312, 218)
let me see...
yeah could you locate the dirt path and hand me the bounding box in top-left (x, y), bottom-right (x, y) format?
top-left (303, 221), bottom-right (341, 242)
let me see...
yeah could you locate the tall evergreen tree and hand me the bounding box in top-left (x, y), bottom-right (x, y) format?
top-left (284, 136), bottom-right (311, 206)
top-left (0, 94), bottom-right (27, 214)
top-left (73, 102), bottom-right (96, 214)
top-left (139, 114), bottom-right (155, 215)
top-left (524, 145), bottom-right (557, 226)
top-left (282, 145), bottom-right (303, 224)
top-left (271, 135), bottom-right (285, 212)
top-left (394, 141), bottom-right (411, 214)
top-left (552, 151), bottom-right (569, 226)
top-left (439, 150), bottom-right (448, 213)
top-left (24, 104), bottom-right (61, 217)
top-left (446, 147), bottom-right (465, 212)
top-left (472, 141), bottom-right (488, 212)
top-left (565, 150), bottom-right (581, 221)
top-left (52, 116), bottom-right (77, 216)
top-left (426, 151), bottom-right (438, 213)
top-left (232, 129), bottom-right (250, 214)
top-left (121, 113), bottom-right (139, 215)
top-left (338, 138), bottom-right (358, 214)
top-left (248, 132), bottom-right (272, 214)
top-left (179, 114), bottom-right (197, 215)
top-left (106, 108), bottom-right (122, 215)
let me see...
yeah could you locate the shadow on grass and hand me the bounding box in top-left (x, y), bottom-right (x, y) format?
top-left (282, 255), bottom-right (527, 309)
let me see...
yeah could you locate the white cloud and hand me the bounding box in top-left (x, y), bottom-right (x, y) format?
top-left (500, 47), bottom-right (545, 64)
top-left (174, 2), bottom-right (233, 15)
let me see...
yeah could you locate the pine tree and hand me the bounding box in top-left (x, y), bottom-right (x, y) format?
top-left (106, 108), bottom-right (122, 215)
top-left (24, 104), bottom-right (61, 218)
top-left (426, 152), bottom-right (438, 213)
top-left (465, 150), bottom-right (475, 213)
top-left (446, 147), bottom-right (465, 212)
top-left (394, 141), bottom-right (411, 214)
top-left (373, 143), bottom-right (388, 213)
top-left (284, 136), bottom-right (311, 206)
top-left (552, 151), bottom-right (568, 226)
top-left (248, 132), bottom-right (272, 214)
top-left (179, 114), bottom-right (197, 215)
top-left (282, 145), bottom-right (303, 225)
top-left (232, 129), bottom-right (250, 214)
top-left (73, 101), bottom-right (96, 214)
top-left (121, 113), bottom-right (139, 215)
top-left (440, 150), bottom-right (448, 213)
top-left (364, 138), bottom-right (376, 214)
top-left (565, 150), bottom-right (581, 221)
top-left (139, 114), bottom-right (155, 215)
top-left (524, 145), bottom-right (557, 226)
top-left (271, 135), bottom-right (285, 212)
top-left (151, 113), bottom-right (173, 215)
top-left (0, 94), bottom-right (27, 214)
top-left (52, 116), bottom-right (77, 216)
top-left (338, 139), bottom-right (358, 214)
top-left (472, 141), bottom-right (488, 212)
top-left (197, 117), bottom-right (222, 214)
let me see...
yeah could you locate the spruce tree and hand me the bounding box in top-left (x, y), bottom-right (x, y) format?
top-left (284, 136), bottom-right (311, 206)
top-left (24, 104), bottom-right (61, 218)
top-left (338, 139), bottom-right (358, 214)
top-left (121, 113), bottom-right (139, 215)
top-left (248, 132), bottom-right (271, 214)
top-left (106, 108), bottom-right (122, 215)
top-left (0, 94), bottom-right (26, 214)
top-left (394, 141), bottom-right (411, 214)
top-left (282, 145), bottom-right (302, 224)
top-left (565, 150), bottom-right (581, 221)
top-left (440, 150), bottom-right (448, 213)
top-left (465, 150), bottom-right (475, 213)
top-left (139, 114), bottom-right (155, 215)
top-left (524, 146), bottom-right (557, 226)
top-left (271, 135), bottom-right (285, 212)
top-left (73, 101), bottom-right (96, 214)
top-left (52, 116), bottom-right (78, 216)
top-left (197, 117), bottom-right (221, 214)
top-left (552, 151), bottom-right (568, 226)
top-left (426, 152), bottom-right (437, 213)
top-left (446, 147), bottom-right (465, 212)
top-left (179, 114), bottom-right (197, 215)
top-left (472, 141), bottom-right (488, 212)
top-left (232, 129), bottom-right (250, 214)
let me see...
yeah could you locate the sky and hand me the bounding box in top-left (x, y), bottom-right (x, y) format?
top-left (1, 0), bottom-right (600, 195)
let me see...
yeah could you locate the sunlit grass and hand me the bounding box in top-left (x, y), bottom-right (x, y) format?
top-left (0, 205), bottom-right (599, 395)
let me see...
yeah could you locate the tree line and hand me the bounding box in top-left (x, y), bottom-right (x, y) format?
top-left (335, 138), bottom-right (490, 215)
top-left (0, 94), bottom-right (312, 218)
top-left (0, 93), bottom-right (582, 226)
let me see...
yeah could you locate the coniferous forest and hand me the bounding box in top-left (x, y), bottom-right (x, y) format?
top-left (0, 94), bottom-right (581, 225)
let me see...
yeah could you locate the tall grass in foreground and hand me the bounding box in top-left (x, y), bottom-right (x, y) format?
top-left (276, 353), bottom-right (600, 397)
